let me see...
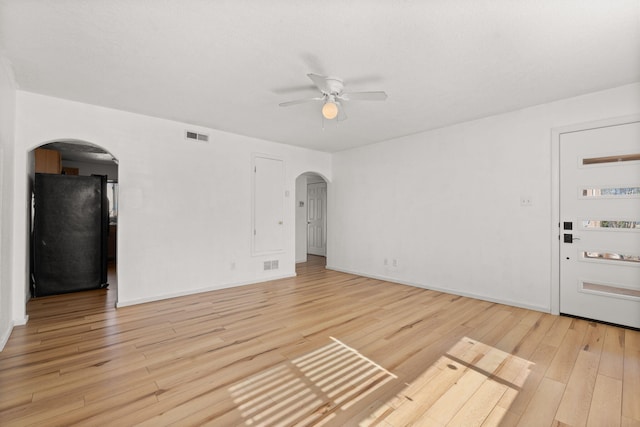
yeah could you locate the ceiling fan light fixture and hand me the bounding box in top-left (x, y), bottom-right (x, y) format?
top-left (322, 101), bottom-right (339, 120)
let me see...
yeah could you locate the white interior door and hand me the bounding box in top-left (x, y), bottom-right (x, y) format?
top-left (559, 121), bottom-right (640, 328)
top-left (253, 156), bottom-right (284, 254)
top-left (307, 182), bottom-right (326, 256)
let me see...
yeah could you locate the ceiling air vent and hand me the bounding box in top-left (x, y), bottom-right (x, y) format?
top-left (185, 130), bottom-right (209, 142)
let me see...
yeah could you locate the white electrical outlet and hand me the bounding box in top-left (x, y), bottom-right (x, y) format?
top-left (520, 196), bottom-right (533, 206)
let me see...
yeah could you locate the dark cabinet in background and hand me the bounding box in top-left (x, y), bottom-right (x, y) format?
top-left (32, 173), bottom-right (109, 297)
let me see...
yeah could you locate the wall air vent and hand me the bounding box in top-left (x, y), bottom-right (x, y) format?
top-left (185, 130), bottom-right (209, 142)
top-left (263, 260), bottom-right (279, 271)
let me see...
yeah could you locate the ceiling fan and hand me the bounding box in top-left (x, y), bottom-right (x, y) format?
top-left (279, 73), bottom-right (387, 121)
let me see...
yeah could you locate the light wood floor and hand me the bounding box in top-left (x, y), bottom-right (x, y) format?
top-left (1, 256), bottom-right (639, 426)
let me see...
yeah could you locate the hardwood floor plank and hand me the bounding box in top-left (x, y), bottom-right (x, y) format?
top-left (622, 416), bottom-right (640, 427)
top-left (599, 325), bottom-right (625, 380)
top-left (587, 374), bottom-right (622, 427)
top-left (126, 384), bottom-right (234, 426)
top-left (483, 406), bottom-right (520, 427)
top-left (0, 393), bottom-right (33, 413)
top-left (0, 255), bottom-right (638, 426)
top-left (499, 341), bottom-right (558, 417)
top-left (544, 315), bottom-right (573, 347)
top-left (0, 398), bottom-right (85, 427)
top-left (511, 313), bottom-right (562, 359)
top-left (581, 321), bottom-right (606, 355)
top-left (45, 382), bottom-right (159, 427)
top-left (623, 344), bottom-right (640, 422)
top-left (516, 377), bottom-right (565, 426)
top-left (447, 379), bottom-right (508, 427)
top-left (415, 343), bottom-right (507, 425)
top-left (30, 370), bottom-right (131, 403)
top-left (390, 324), bottom-right (472, 381)
top-left (554, 350), bottom-right (600, 427)
top-left (545, 318), bottom-right (589, 383)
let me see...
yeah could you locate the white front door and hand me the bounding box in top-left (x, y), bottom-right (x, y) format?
top-left (307, 182), bottom-right (327, 256)
top-left (559, 120), bottom-right (640, 328)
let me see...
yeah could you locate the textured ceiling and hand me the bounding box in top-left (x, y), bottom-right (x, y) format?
top-left (1, 0), bottom-right (639, 152)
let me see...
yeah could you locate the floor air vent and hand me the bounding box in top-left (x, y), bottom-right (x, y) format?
top-left (185, 130), bottom-right (209, 142)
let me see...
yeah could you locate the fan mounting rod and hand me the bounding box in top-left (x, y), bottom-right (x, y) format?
top-left (323, 77), bottom-right (344, 95)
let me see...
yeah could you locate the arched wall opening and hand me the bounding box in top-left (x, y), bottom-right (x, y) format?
top-left (27, 139), bottom-right (119, 308)
top-left (295, 172), bottom-right (329, 266)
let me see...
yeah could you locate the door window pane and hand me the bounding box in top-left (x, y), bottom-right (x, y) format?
top-left (581, 220), bottom-right (640, 229)
top-left (581, 187), bottom-right (640, 197)
top-left (583, 251), bottom-right (640, 263)
top-left (583, 153), bottom-right (640, 165)
top-left (581, 281), bottom-right (640, 299)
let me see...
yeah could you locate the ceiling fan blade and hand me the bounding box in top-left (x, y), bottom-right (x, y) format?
top-left (272, 84), bottom-right (316, 95)
top-left (307, 73), bottom-right (330, 93)
top-left (279, 97), bottom-right (324, 107)
top-left (341, 91), bottom-right (388, 101)
top-left (336, 101), bottom-right (347, 122)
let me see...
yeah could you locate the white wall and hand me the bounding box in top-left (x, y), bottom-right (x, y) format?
top-left (12, 92), bottom-right (331, 310)
top-left (0, 58), bottom-right (17, 350)
top-left (328, 83), bottom-right (640, 312)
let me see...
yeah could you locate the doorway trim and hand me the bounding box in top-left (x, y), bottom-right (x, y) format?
top-left (27, 139), bottom-right (119, 309)
top-left (550, 114), bottom-right (640, 315)
top-left (295, 172), bottom-right (330, 264)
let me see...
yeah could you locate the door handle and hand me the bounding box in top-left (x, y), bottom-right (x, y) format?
top-left (563, 233), bottom-right (580, 243)
top-left (563, 234), bottom-right (581, 243)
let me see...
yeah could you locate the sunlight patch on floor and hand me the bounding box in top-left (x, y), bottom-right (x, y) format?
top-left (374, 336), bottom-right (535, 426)
top-left (228, 337), bottom-right (397, 426)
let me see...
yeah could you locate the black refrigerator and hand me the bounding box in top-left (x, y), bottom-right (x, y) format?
top-left (32, 173), bottom-right (109, 297)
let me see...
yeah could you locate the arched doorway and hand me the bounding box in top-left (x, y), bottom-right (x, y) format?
top-left (295, 172), bottom-right (328, 266)
top-left (29, 140), bottom-right (118, 306)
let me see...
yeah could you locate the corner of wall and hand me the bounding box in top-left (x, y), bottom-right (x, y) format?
top-left (0, 53), bottom-right (18, 352)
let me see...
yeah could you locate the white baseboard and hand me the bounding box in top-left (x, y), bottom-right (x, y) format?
top-left (326, 265), bottom-right (551, 314)
top-left (117, 273), bottom-right (297, 308)
top-left (14, 315), bottom-right (28, 326)
top-left (0, 323), bottom-right (13, 352)
top-left (0, 314), bottom-right (29, 352)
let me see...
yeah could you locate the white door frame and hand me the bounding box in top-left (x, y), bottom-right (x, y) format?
top-left (550, 114), bottom-right (640, 315)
